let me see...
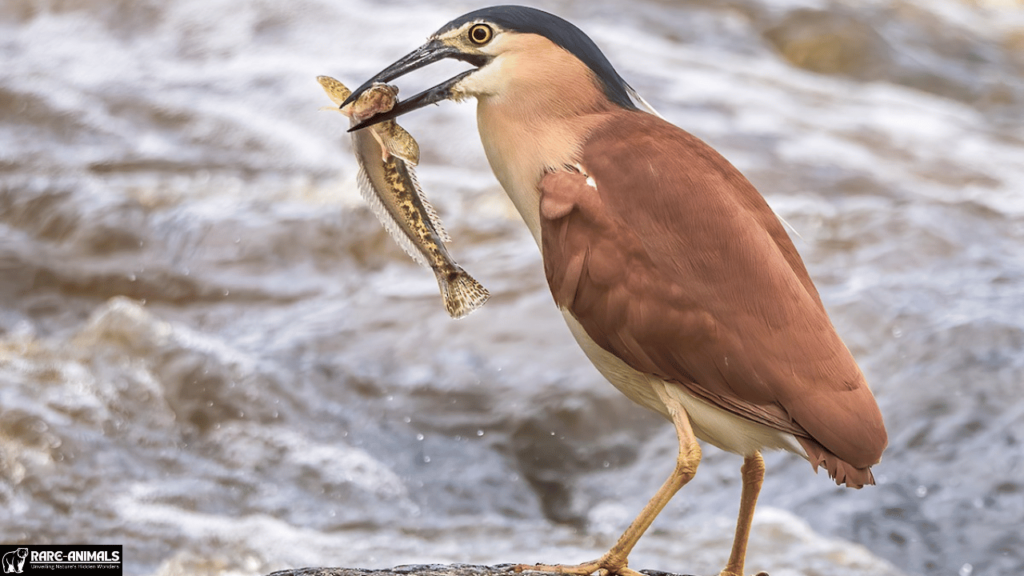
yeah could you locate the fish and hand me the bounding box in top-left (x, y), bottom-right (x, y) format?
top-left (317, 75), bottom-right (489, 319)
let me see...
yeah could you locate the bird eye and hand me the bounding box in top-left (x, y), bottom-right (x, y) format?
top-left (468, 24), bottom-right (493, 45)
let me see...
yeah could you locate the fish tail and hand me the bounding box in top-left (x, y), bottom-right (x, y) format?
top-left (436, 267), bottom-right (490, 319)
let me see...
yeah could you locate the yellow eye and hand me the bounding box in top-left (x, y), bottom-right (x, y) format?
top-left (468, 24), bottom-right (493, 45)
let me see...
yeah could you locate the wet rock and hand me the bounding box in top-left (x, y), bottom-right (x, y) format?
top-left (764, 9), bottom-right (894, 80)
top-left (760, 4), bottom-right (1024, 117)
top-left (510, 392), bottom-right (658, 526)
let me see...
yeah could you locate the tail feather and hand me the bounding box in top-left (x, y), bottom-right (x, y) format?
top-left (798, 436), bottom-right (876, 489)
top-left (436, 267), bottom-right (489, 319)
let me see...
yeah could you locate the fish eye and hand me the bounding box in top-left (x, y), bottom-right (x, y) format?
top-left (468, 24), bottom-right (493, 45)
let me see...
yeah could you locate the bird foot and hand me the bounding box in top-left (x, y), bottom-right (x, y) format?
top-left (512, 555), bottom-right (643, 576)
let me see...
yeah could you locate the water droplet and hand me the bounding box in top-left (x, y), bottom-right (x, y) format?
top-left (223, 289), bottom-right (230, 296)
top-left (128, 273), bottom-right (136, 281)
top-left (550, 431), bottom-right (556, 436)
top-left (602, 461), bottom-right (610, 468)
top-left (416, 434), bottom-right (424, 441)
top-left (959, 563), bottom-right (973, 576)
top-left (476, 429), bottom-right (484, 436)
top-left (422, 455), bottom-right (431, 463)
top-left (916, 485), bottom-right (928, 498)
top-left (892, 326), bottom-right (903, 338)
top-left (403, 416), bottom-right (411, 423)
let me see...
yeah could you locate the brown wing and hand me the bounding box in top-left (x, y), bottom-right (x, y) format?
top-left (539, 110), bottom-right (886, 486)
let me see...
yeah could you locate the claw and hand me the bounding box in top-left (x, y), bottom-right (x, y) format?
top-left (511, 558), bottom-right (642, 576)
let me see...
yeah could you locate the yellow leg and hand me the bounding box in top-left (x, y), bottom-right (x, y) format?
top-left (515, 382), bottom-right (701, 576)
top-left (720, 452), bottom-right (766, 576)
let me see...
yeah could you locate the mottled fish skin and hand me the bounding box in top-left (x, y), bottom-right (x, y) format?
top-left (317, 75), bottom-right (352, 106)
top-left (317, 75), bottom-right (488, 319)
top-left (318, 76), bottom-right (419, 165)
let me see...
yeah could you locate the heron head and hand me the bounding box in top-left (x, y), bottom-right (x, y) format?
top-left (343, 5), bottom-right (639, 131)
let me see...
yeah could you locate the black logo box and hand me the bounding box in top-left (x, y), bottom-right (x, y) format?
top-left (0, 545), bottom-right (121, 575)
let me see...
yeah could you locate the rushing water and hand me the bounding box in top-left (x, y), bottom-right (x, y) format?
top-left (1, 0), bottom-right (1023, 575)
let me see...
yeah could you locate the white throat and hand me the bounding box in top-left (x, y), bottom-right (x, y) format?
top-left (453, 36), bottom-right (612, 247)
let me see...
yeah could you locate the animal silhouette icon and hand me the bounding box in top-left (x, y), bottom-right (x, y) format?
top-left (1, 548), bottom-right (27, 574)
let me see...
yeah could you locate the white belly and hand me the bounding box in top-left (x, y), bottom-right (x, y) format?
top-left (560, 309), bottom-right (807, 459)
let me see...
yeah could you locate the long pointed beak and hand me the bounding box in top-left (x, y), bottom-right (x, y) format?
top-left (348, 70), bottom-right (474, 132)
top-left (341, 39), bottom-right (485, 131)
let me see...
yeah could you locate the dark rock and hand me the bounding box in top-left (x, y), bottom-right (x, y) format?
top-left (266, 565), bottom-right (701, 576)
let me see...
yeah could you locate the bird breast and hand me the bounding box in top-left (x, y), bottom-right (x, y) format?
top-left (475, 98), bottom-right (609, 247)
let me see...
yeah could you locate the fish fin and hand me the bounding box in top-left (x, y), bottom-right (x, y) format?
top-left (383, 123), bottom-right (420, 165)
top-left (356, 165), bottom-right (429, 267)
top-left (405, 164), bottom-right (451, 243)
top-left (436, 267), bottom-right (490, 319)
top-left (317, 75), bottom-right (351, 106)
top-left (369, 130), bottom-right (390, 162)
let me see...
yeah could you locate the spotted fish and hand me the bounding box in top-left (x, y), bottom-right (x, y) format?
top-left (317, 75), bottom-right (489, 319)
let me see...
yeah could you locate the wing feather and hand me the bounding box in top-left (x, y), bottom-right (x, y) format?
top-left (539, 110), bottom-right (886, 481)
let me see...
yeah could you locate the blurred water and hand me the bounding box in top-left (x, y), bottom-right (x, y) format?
top-left (1, 1), bottom-right (1023, 575)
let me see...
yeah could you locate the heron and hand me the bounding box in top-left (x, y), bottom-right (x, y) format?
top-left (342, 6), bottom-right (887, 576)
